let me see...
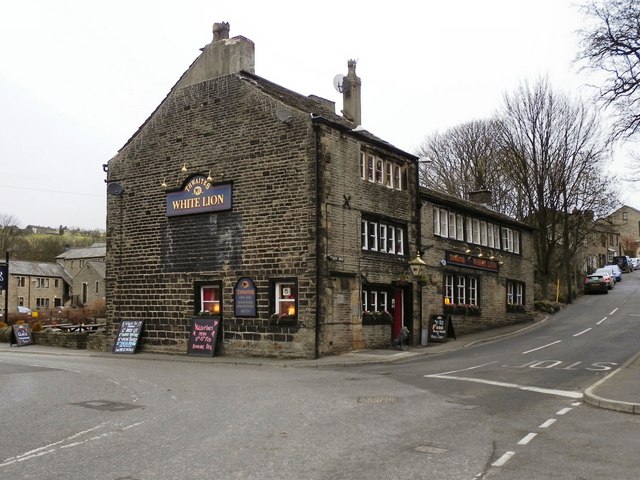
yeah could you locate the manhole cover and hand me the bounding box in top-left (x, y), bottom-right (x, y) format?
top-left (357, 396), bottom-right (397, 404)
top-left (71, 400), bottom-right (143, 412)
top-left (415, 445), bottom-right (448, 454)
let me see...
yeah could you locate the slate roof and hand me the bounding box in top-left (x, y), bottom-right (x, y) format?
top-left (119, 67), bottom-right (417, 162)
top-left (55, 244), bottom-right (106, 260)
top-left (85, 261), bottom-right (106, 279)
top-left (9, 260), bottom-right (73, 285)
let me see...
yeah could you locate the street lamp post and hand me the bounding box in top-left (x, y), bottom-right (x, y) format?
top-left (408, 252), bottom-right (428, 346)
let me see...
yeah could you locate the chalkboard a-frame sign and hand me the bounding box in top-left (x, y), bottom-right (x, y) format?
top-left (113, 320), bottom-right (144, 353)
top-left (10, 324), bottom-right (34, 347)
top-left (188, 318), bottom-right (220, 357)
top-left (427, 315), bottom-right (456, 343)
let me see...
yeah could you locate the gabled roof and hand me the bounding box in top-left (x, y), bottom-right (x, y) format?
top-left (9, 260), bottom-right (73, 285)
top-left (118, 67), bottom-right (416, 162)
top-left (55, 244), bottom-right (106, 260)
top-left (420, 187), bottom-right (534, 230)
top-left (609, 204), bottom-right (640, 217)
top-left (82, 261), bottom-right (106, 280)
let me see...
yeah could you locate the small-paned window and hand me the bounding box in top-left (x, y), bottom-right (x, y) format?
top-left (360, 152), bottom-right (366, 180)
top-left (16, 276), bottom-right (25, 287)
top-left (273, 279), bottom-right (297, 317)
top-left (385, 162), bottom-right (393, 188)
top-left (506, 281), bottom-right (525, 306)
top-left (375, 159), bottom-right (384, 184)
top-left (362, 288), bottom-right (389, 313)
top-left (367, 154), bottom-right (375, 182)
top-left (200, 285), bottom-right (221, 315)
top-left (444, 273), bottom-right (479, 306)
top-left (361, 217), bottom-right (405, 257)
top-left (379, 224), bottom-right (388, 253)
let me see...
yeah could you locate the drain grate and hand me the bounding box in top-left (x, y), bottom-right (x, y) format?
top-left (357, 396), bottom-right (397, 404)
top-left (71, 400), bottom-right (143, 412)
top-left (415, 445), bottom-right (448, 454)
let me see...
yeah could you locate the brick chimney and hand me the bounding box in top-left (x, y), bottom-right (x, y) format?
top-left (341, 59), bottom-right (361, 126)
top-left (468, 189), bottom-right (492, 208)
top-left (176, 22), bottom-right (255, 89)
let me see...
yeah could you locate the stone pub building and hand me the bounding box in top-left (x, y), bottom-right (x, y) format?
top-left (104, 22), bottom-right (534, 358)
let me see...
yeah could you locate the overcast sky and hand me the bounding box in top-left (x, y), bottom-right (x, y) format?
top-left (0, 0), bottom-right (635, 230)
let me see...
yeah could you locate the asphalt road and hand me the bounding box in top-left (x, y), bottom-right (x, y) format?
top-left (1, 273), bottom-right (639, 479)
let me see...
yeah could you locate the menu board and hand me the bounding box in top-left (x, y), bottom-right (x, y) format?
top-left (187, 318), bottom-right (220, 357)
top-left (234, 277), bottom-right (257, 317)
top-left (10, 324), bottom-right (33, 347)
top-left (428, 315), bottom-right (455, 343)
top-left (112, 320), bottom-right (144, 353)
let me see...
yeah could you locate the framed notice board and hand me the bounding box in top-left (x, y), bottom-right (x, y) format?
top-left (113, 320), bottom-right (144, 353)
top-left (188, 318), bottom-right (221, 357)
top-left (428, 315), bottom-right (456, 343)
top-left (10, 324), bottom-right (33, 347)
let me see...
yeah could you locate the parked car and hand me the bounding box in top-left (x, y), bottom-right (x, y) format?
top-left (594, 267), bottom-right (616, 288)
top-left (611, 256), bottom-right (632, 273)
top-left (630, 258), bottom-right (640, 270)
top-left (584, 274), bottom-right (610, 294)
top-left (606, 264), bottom-right (623, 282)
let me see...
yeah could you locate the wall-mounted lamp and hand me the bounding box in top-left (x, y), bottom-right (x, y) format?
top-left (476, 247), bottom-right (484, 258)
top-left (206, 170), bottom-right (214, 183)
top-left (181, 163), bottom-right (188, 172)
top-left (161, 177), bottom-right (168, 188)
top-left (408, 252), bottom-right (428, 277)
top-left (498, 254), bottom-right (505, 265)
top-left (489, 250), bottom-right (496, 260)
top-left (463, 243), bottom-right (471, 254)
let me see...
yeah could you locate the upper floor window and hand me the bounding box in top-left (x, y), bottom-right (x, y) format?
top-left (36, 277), bottom-right (50, 288)
top-left (362, 218), bottom-right (406, 257)
top-left (360, 151), bottom-right (407, 191)
top-left (16, 276), bottom-right (25, 287)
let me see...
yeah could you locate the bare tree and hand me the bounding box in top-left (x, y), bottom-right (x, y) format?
top-left (498, 79), bottom-right (615, 300)
top-left (416, 119), bottom-right (520, 216)
top-left (0, 214), bottom-right (20, 255)
top-left (576, 0), bottom-right (640, 139)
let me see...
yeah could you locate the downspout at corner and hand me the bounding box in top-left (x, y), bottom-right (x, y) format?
top-left (313, 122), bottom-right (322, 360)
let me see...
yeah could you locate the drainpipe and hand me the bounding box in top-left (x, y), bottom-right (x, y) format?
top-left (313, 122), bottom-right (322, 359)
top-left (415, 158), bottom-right (423, 345)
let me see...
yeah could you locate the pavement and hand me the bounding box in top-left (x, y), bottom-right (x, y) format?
top-left (1, 315), bottom-right (639, 414)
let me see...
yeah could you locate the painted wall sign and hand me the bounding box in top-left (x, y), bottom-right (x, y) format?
top-left (166, 176), bottom-right (232, 217)
top-left (234, 277), bottom-right (257, 317)
top-left (445, 251), bottom-right (499, 272)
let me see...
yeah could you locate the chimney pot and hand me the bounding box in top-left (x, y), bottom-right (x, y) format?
top-left (213, 22), bottom-right (230, 41)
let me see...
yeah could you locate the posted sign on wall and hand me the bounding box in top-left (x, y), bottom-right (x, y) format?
top-left (166, 177), bottom-right (232, 217)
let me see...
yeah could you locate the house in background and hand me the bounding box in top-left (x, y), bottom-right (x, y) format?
top-left (605, 205), bottom-right (640, 257)
top-left (0, 260), bottom-right (72, 317)
top-left (55, 243), bottom-right (106, 306)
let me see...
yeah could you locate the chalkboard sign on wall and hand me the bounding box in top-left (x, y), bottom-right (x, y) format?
top-left (10, 324), bottom-right (33, 347)
top-left (428, 315), bottom-right (456, 343)
top-left (187, 318), bottom-right (220, 357)
top-left (113, 320), bottom-right (144, 354)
